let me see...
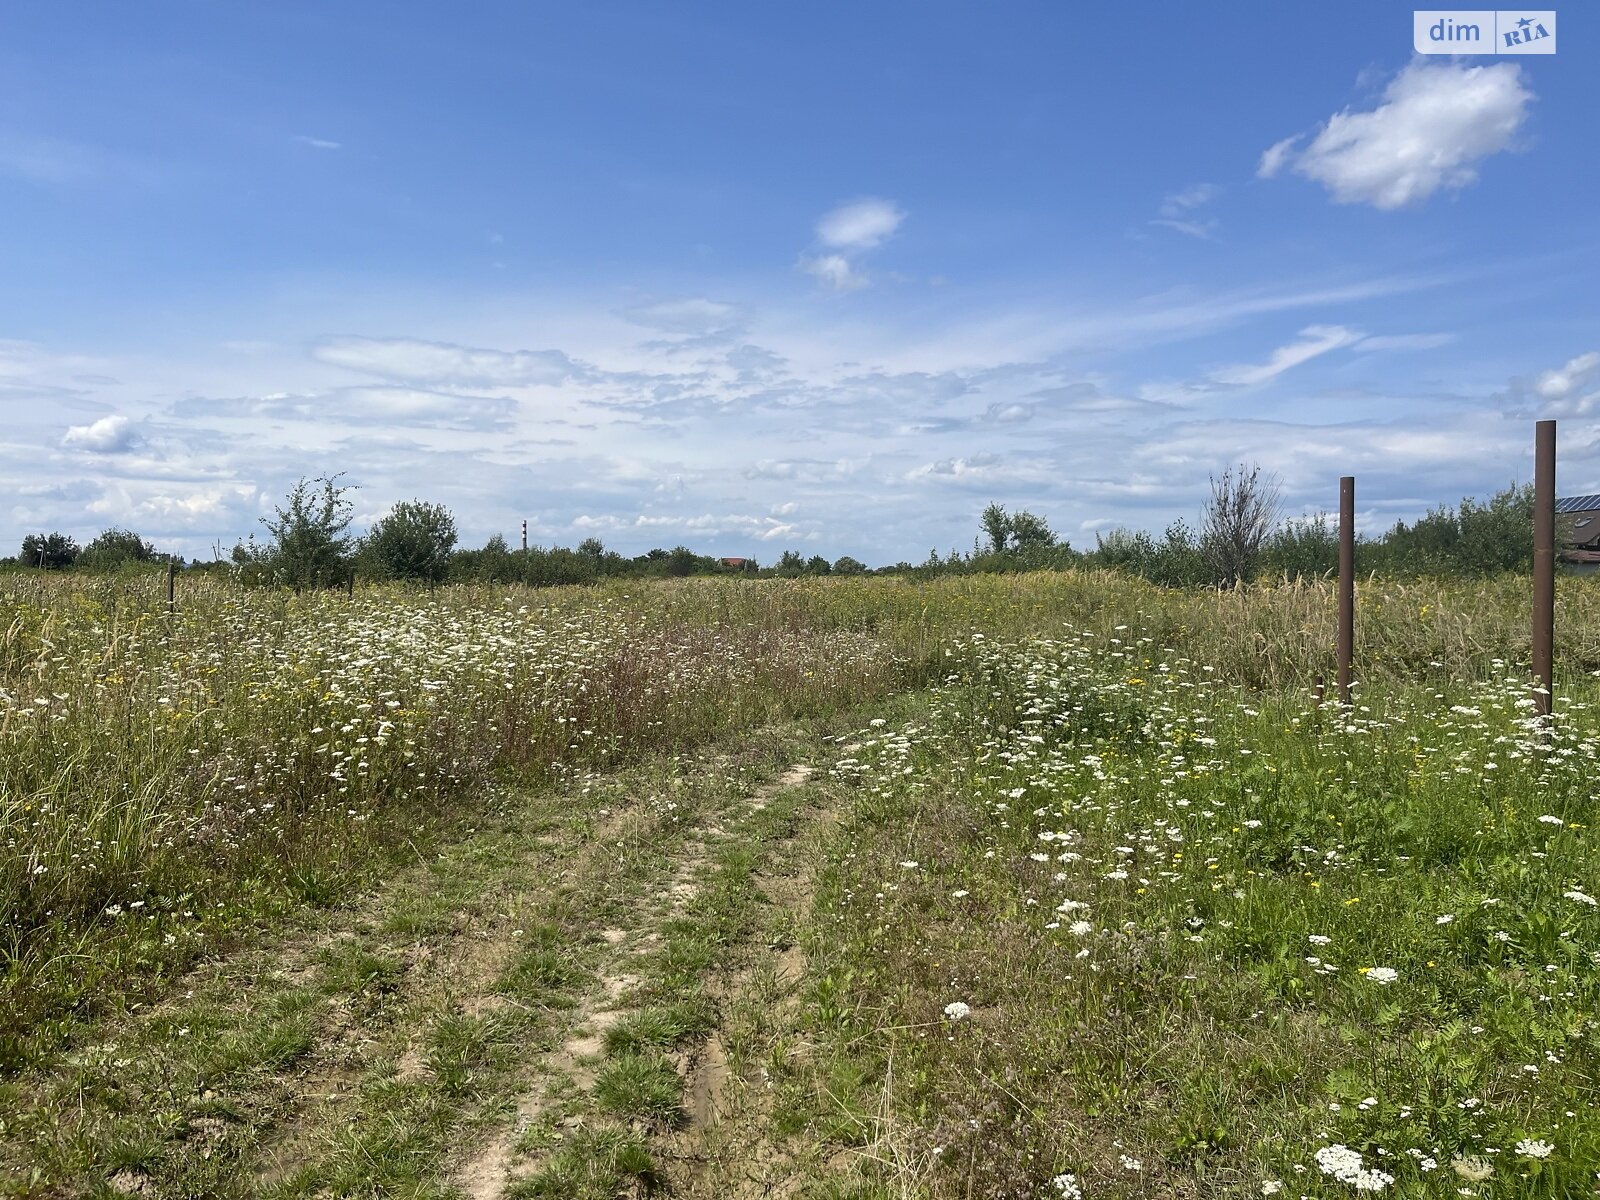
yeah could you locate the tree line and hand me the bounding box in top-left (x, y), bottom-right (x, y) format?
top-left (3, 469), bottom-right (1542, 587)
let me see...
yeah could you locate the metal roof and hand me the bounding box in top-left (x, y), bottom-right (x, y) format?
top-left (1557, 495), bottom-right (1600, 514)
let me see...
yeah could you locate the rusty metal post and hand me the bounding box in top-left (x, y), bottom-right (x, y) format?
top-left (347, 571), bottom-right (356, 599)
top-left (166, 561), bottom-right (176, 614)
top-left (1338, 477), bottom-right (1354, 708)
top-left (1533, 419), bottom-right (1556, 719)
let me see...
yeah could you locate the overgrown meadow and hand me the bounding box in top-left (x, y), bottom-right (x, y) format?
top-left (815, 630), bottom-right (1600, 1197)
top-left (4, 567), bottom-right (1600, 1196)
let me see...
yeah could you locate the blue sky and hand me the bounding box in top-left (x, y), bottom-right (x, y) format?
top-left (2, 2), bottom-right (1596, 563)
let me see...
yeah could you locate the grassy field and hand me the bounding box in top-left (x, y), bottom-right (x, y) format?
top-left (2, 568), bottom-right (1599, 1196)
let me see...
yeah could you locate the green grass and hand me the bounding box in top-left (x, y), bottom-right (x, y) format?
top-left (510, 1127), bottom-right (661, 1198)
top-left (793, 628), bottom-right (1600, 1196)
top-left (592, 1053), bottom-right (684, 1124)
top-left (602, 996), bottom-right (716, 1055)
top-left (9, 569), bottom-right (1600, 1194)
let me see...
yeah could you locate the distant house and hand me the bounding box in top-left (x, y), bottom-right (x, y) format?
top-left (1557, 495), bottom-right (1600, 571)
top-left (719, 556), bottom-right (755, 572)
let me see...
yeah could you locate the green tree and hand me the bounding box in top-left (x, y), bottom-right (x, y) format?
top-left (1008, 509), bottom-right (1057, 550)
top-left (832, 555), bottom-right (868, 576)
top-left (1262, 513), bottom-right (1338, 581)
top-left (78, 527), bottom-right (159, 570)
top-left (20, 532), bottom-right (79, 570)
top-left (665, 545), bottom-right (697, 577)
top-left (578, 536), bottom-right (606, 559)
top-left (981, 503), bottom-right (1010, 554)
top-left (776, 550), bottom-right (805, 576)
top-left (979, 503), bottom-right (1057, 554)
top-left (261, 475), bottom-right (356, 589)
top-left (362, 500), bottom-right (457, 582)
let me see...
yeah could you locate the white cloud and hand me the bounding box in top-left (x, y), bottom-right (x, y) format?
top-left (1160, 184), bottom-right (1219, 217)
top-left (1536, 352), bottom-right (1600, 399)
top-left (1210, 325), bottom-right (1363, 386)
top-left (800, 198), bottom-right (906, 291)
top-left (173, 385), bottom-right (518, 432)
top-left (312, 336), bottom-right (578, 387)
top-left (570, 510), bottom-right (810, 543)
top-left (816, 198), bottom-right (904, 249)
top-left (293, 135), bottom-right (342, 150)
top-left (620, 297), bottom-right (742, 335)
top-left (1152, 183), bottom-right (1220, 239)
top-left (133, 486), bottom-right (258, 524)
top-left (62, 414), bottom-right (138, 453)
top-left (1261, 62), bottom-right (1532, 209)
top-left (800, 253), bottom-right (866, 292)
top-left (1353, 332), bottom-right (1456, 352)
top-left (985, 402), bottom-right (1035, 423)
top-left (1256, 135), bottom-right (1302, 179)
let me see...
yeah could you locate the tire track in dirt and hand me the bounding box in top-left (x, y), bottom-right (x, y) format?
top-left (662, 761), bottom-right (841, 1199)
top-left (452, 762), bottom-right (821, 1199)
top-left (248, 795), bottom-right (651, 1190)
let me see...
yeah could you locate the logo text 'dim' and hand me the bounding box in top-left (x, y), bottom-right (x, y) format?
top-left (1414, 10), bottom-right (1556, 53)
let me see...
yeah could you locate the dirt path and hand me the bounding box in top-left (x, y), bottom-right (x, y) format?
top-left (447, 762), bottom-right (825, 1197)
top-left (0, 723), bottom-right (847, 1198)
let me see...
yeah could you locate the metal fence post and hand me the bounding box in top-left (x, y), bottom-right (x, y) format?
top-left (1338, 476), bottom-right (1354, 708)
top-left (1533, 419), bottom-right (1556, 719)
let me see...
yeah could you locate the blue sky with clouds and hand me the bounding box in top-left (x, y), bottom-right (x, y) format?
top-left (2, 2), bottom-right (1596, 563)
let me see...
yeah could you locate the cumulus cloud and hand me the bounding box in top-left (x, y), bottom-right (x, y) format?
top-left (816, 198), bottom-right (904, 249)
top-left (800, 198), bottom-right (905, 291)
top-left (62, 414), bottom-right (138, 453)
top-left (1499, 351), bottom-right (1600, 419)
top-left (132, 485), bottom-right (259, 524)
top-left (1259, 62), bottom-right (1532, 209)
top-left (984, 402), bottom-right (1035, 423)
top-left (744, 458), bottom-right (865, 483)
top-left (1536, 351), bottom-right (1600, 400)
top-left (799, 253), bottom-right (866, 292)
top-left (313, 336), bottom-right (579, 388)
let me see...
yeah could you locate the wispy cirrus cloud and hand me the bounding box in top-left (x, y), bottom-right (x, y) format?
top-left (172, 386), bottom-right (519, 432)
top-left (312, 336), bottom-right (581, 388)
top-left (1151, 183), bottom-right (1220, 239)
top-left (620, 297), bottom-right (744, 336)
top-left (1210, 324), bottom-right (1364, 386)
